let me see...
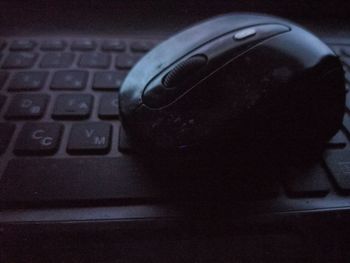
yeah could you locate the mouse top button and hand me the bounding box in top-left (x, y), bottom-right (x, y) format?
top-left (234, 28), bottom-right (257, 40)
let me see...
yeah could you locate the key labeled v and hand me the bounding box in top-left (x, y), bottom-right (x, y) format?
top-left (85, 129), bottom-right (94, 138)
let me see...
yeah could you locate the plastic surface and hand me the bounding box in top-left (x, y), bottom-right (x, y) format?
top-left (119, 13), bottom-right (345, 154)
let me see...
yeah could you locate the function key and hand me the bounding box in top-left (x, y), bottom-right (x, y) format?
top-left (40, 40), bottom-right (67, 51)
top-left (14, 122), bottom-right (63, 155)
top-left (67, 122), bottom-right (112, 154)
top-left (10, 40), bottom-right (36, 51)
top-left (115, 54), bottom-right (142, 70)
top-left (130, 40), bottom-right (155, 53)
top-left (2, 52), bottom-right (38, 69)
top-left (93, 71), bottom-right (126, 90)
top-left (101, 40), bottom-right (126, 52)
top-left (0, 71), bottom-right (9, 88)
top-left (52, 94), bottom-right (93, 119)
top-left (40, 52), bottom-right (75, 68)
top-left (79, 53), bottom-right (110, 68)
top-left (98, 94), bottom-right (119, 119)
top-left (8, 71), bottom-right (48, 91)
top-left (283, 165), bottom-right (330, 197)
top-left (71, 39), bottom-right (97, 51)
top-left (51, 70), bottom-right (88, 90)
top-left (0, 123), bottom-right (15, 154)
top-left (5, 94), bottom-right (48, 119)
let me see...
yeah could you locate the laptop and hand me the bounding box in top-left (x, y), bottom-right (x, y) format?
top-left (1, 1), bottom-right (350, 262)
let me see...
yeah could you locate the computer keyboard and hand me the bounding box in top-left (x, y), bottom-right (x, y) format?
top-left (0, 36), bottom-right (350, 217)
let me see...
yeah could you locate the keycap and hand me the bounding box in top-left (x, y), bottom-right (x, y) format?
top-left (98, 94), bottom-right (119, 119)
top-left (50, 70), bottom-right (88, 90)
top-left (8, 71), bottom-right (48, 91)
top-left (115, 54), bottom-right (141, 69)
top-left (5, 94), bottom-right (48, 119)
top-left (40, 52), bottom-right (75, 68)
top-left (324, 150), bottom-right (350, 193)
top-left (67, 122), bottom-right (112, 154)
top-left (0, 71), bottom-right (8, 88)
top-left (71, 40), bottom-right (96, 51)
top-left (101, 40), bottom-right (126, 52)
top-left (0, 157), bottom-right (157, 204)
top-left (93, 71), bottom-right (126, 90)
top-left (2, 52), bottom-right (38, 69)
top-left (284, 164), bottom-right (330, 197)
top-left (14, 123), bottom-right (63, 155)
top-left (79, 53), bottom-right (110, 68)
top-left (326, 130), bottom-right (347, 148)
top-left (40, 40), bottom-right (66, 51)
top-left (0, 95), bottom-right (6, 110)
top-left (10, 40), bottom-right (36, 51)
top-left (52, 94), bottom-right (93, 119)
top-left (0, 123), bottom-right (15, 154)
top-left (130, 40), bottom-right (155, 53)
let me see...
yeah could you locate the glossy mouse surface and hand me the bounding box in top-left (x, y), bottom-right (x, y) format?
top-left (119, 13), bottom-right (345, 154)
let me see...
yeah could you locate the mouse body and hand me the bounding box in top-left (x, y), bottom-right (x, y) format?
top-left (119, 13), bottom-right (345, 154)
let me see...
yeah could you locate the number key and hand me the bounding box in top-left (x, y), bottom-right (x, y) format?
top-left (2, 53), bottom-right (38, 69)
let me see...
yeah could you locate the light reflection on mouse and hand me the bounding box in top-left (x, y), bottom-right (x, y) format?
top-left (119, 13), bottom-right (345, 157)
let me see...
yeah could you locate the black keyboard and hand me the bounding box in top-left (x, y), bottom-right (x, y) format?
top-left (1, 36), bottom-right (350, 222)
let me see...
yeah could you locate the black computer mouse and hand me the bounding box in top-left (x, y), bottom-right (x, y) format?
top-left (119, 13), bottom-right (345, 155)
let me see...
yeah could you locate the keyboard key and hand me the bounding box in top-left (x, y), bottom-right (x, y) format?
top-left (51, 70), bottom-right (88, 90)
top-left (71, 40), bottom-right (96, 51)
top-left (5, 94), bottom-right (48, 119)
top-left (40, 40), bottom-right (67, 51)
top-left (40, 52), bottom-right (75, 68)
top-left (67, 122), bottom-right (112, 154)
top-left (98, 94), bottom-right (119, 119)
top-left (0, 123), bottom-right (15, 154)
top-left (284, 165), bottom-right (330, 197)
top-left (0, 157), bottom-right (157, 204)
top-left (115, 54), bottom-right (141, 69)
top-left (324, 150), bottom-right (350, 193)
top-left (101, 40), bottom-right (126, 52)
top-left (0, 95), bottom-right (6, 110)
top-left (0, 71), bottom-right (8, 88)
top-left (10, 40), bottom-right (36, 51)
top-left (2, 52), bottom-right (38, 69)
top-left (79, 53), bottom-right (110, 68)
top-left (52, 94), bottom-right (93, 119)
top-left (8, 71), bottom-right (48, 91)
top-left (93, 71), bottom-right (126, 90)
top-left (14, 123), bottom-right (63, 155)
top-left (130, 40), bottom-right (155, 53)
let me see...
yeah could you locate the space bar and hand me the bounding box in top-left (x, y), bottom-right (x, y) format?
top-left (0, 157), bottom-right (158, 205)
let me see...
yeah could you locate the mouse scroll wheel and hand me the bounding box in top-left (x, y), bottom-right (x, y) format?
top-left (163, 55), bottom-right (207, 88)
